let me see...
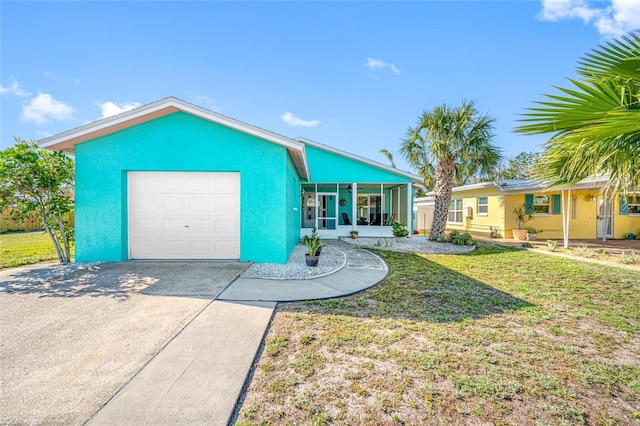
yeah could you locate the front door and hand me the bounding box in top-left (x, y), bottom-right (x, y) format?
top-left (316, 192), bottom-right (338, 237)
top-left (596, 196), bottom-right (613, 239)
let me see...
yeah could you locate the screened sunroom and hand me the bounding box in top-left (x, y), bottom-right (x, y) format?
top-left (300, 182), bottom-right (414, 238)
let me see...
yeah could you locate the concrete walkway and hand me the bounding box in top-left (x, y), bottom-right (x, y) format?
top-left (85, 241), bottom-right (387, 425)
top-left (87, 300), bottom-right (275, 426)
top-left (218, 240), bottom-right (388, 302)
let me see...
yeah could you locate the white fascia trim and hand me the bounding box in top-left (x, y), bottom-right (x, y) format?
top-left (501, 179), bottom-right (609, 194)
top-left (300, 144), bottom-right (311, 182)
top-left (295, 136), bottom-right (423, 183)
top-left (451, 181), bottom-right (503, 192)
top-left (39, 97), bottom-right (306, 154)
top-left (450, 180), bottom-right (544, 193)
top-left (38, 98), bottom-right (176, 149)
top-left (176, 100), bottom-right (310, 179)
top-left (175, 100), bottom-right (305, 152)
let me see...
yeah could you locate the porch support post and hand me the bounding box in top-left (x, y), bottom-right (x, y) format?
top-left (351, 182), bottom-right (357, 230)
top-left (406, 183), bottom-right (412, 233)
top-left (602, 189), bottom-right (609, 242)
top-left (562, 189), bottom-right (570, 248)
top-left (380, 183), bottom-right (384, 223)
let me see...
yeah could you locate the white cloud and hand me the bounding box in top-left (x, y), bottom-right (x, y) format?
top-left (0, 79), bottom-right (31, 97)
top-left (539, 0), bottom-right (640, 37)
top-left (21, 93), bottom-right (75, 125)
top-left (98, 101), bottom-right (141, 118)
top-left (191, 94), bottom-right (220, 112)
top-left (42, 70), bottom-right (80, 85)
top-left (366, 57), bottom-right (401, 75)
top-left (280, 112), bottom-right (320, 127)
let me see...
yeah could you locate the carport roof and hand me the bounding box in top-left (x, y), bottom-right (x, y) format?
top-left (38, 97), bottom-right (311, 180)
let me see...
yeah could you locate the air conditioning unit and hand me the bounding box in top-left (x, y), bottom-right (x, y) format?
top-left (465, 206), bottom-right (473, 219)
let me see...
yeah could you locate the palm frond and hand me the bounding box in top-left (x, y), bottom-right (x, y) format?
top-left (578, 31), bottom-right (640, 81)
top-left (516, 31), bottom-right (640, 192)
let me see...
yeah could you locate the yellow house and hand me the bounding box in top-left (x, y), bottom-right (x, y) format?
top-left (414, 178), bottom-right (640, 240)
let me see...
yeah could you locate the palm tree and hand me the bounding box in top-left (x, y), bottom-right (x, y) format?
top-left (378, 148), bottom-right (396, 168)
top-left (515, 31), bottom-right (640, 193)
top-left (400, 100), bottom-right (500, 239)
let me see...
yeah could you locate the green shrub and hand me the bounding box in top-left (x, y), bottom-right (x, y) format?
top-left (392, 221), bottom-right (409, 238)
top-left (445, 230), bottom-right (475, 246)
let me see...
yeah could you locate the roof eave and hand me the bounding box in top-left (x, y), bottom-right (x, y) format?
top-left (295, 136), bottom-right (423, 183)
top-left (37, 97), bottom-right (310, 179)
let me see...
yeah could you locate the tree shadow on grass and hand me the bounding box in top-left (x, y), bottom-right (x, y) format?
top-left (290, 249), bottom-right (535, 323)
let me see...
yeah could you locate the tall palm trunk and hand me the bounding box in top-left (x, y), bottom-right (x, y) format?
top-left (430, 156), bottom-right (455, 239)
top-left (401, 101), bottom-right (499, 235)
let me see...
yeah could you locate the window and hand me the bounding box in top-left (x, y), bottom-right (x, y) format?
top-left (627, 194), bottom-right (640, 215)
top-left (357, 194), bottom-right (384, 225)
top-left (477, 197), bottom-right (488, 215)
top-left (526, 193), bottom-right (561, 215)
top-left (448, 199), bottom-right (463, 223)
top-left (533, 195), bottom-right (550, 214)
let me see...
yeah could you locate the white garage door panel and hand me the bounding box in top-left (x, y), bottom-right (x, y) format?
top-left (129, 172), bottom-right (240, 259)
top-left (130, 174), bottom-right (162, 193)
top-left (190, 240), bottom-right (212, 255)
top-left (190, 197), bottom-right (212, 213)
top-left (189, 176), bottom-right (211, 193)
top-left (216, 240), bottom-right (238, 258)
top-left (132, 218), bottom-right (162, 233)
top-left (130, 195), bottom-right (162, 214)
top-left (131, 240), bottom-right (163, 258)
top-left (215, 218), bottom-right (238, 234)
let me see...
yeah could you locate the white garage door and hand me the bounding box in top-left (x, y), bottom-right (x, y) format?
top-left (128, 172), bottom-right (240, 259)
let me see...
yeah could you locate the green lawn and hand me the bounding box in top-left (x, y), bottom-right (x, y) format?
top-left (0, 232), bottom-right (60, 269)
top-left (238, 244), bottom-right (640, 425)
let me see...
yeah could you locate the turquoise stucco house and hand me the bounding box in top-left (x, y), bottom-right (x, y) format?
top-left (40, 97), bottom-right (422, 264)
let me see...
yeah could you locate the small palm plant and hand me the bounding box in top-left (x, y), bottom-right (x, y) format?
top-left (304, 227), bottom-right (322, 266)
top-left (513, 205), bottom-right (532, 230)
top-left (305, 238), bottom-right (322, 256)
top-left (512, 205), bottom-right (533, 240)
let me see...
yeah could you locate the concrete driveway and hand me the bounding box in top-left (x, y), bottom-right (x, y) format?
top-left (0, 261), bottom-right (249, 425)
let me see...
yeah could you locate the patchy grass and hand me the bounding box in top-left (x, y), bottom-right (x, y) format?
top-left (0, 232), bottom-right (59, 269)
top-left (545, 245), bottom-right (640, 266)
top-left (238, 244), bottom-right (640, 425)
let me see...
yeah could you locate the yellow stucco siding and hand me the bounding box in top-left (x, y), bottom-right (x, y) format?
top-left (569, 191), bottom-right (598, 239)
top-left (614, 196), bottom-right (640, 239)
top-left (440, 187), bottom-right (640, 240)
top-left (503, 194), bottom-right (525, 238)
top-left (506, 191), bottom-right (597, 239)
top-left (444, 187), bottom-right (506, 237)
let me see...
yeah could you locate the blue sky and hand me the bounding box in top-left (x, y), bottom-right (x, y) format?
top-left (1, 1), bottom-right (638, 172)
